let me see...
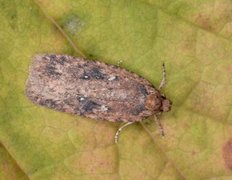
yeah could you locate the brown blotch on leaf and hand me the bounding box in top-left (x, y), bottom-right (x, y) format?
top-left (194, 13), bottom-right (215, 32)
top-left (223, 138), bottom-right (232, 170)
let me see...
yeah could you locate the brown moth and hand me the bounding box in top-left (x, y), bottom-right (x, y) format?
top-left (26, 54), bottom-right (172, 143)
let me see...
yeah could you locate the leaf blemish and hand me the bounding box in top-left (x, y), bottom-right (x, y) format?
top-left (223, 138), bottom-right (232, 170)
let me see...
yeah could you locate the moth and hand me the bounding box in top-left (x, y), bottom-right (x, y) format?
top-left (26, 54), bottom-right (172, 143)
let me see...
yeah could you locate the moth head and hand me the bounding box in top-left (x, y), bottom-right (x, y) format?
top-left (160, 95), bottom-right (172, 112)
top-left (145, 93), bottom-right (172, 113)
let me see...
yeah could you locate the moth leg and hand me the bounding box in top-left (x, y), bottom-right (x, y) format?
top-left (115, 122), bottom-right (134, 143)
top-left (154, 114), bottom-right (165, 136)
top-left (159, 63), bottom-right (166, 90)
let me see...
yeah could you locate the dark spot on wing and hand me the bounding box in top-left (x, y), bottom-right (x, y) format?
top-left (80, 99), bottom-right (101, 114)
top-left (137, 84), bottom-right (148, 96)
top-left (80, 67), bottom-right (106, 80)
top-left (46, 65), bottom-right (62, 77)
top-left (131, 104), bottom-right (145, 115)
top-left (90, 67), bottom-right (105, 79)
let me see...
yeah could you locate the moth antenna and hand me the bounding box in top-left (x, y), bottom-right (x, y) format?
top-left (115, 122), bottom-right (134, 143)
top-left (159, 63), bottom-right (166, 90)
top-left (154, 114), bottom-right (165, 136)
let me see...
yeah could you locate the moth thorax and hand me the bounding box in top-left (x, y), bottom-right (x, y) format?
top-left (145, 93), bottom-right (172, 112)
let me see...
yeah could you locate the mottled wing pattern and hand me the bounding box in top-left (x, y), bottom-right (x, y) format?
top-left (26, 54), bottom-right (158, 122)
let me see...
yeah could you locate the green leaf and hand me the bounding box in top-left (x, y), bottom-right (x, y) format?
top-left (0, 143), bottom-right (28, 180)
top-left (0, 0), bottom-right (232, 179)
